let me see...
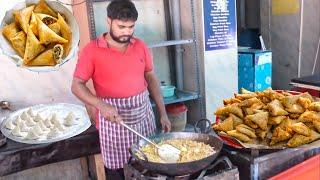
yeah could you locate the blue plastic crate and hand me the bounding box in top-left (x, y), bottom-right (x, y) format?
top-left (238, 49), bottom-right (272, 92)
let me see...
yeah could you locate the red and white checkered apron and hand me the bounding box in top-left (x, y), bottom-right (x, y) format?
top-left (98, 90), bottom-right (156, 169)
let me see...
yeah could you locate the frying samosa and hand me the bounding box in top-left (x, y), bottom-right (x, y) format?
top-left (246, 111), bottom-right (269, 130)
top-left (23, 27), bottom-right (45, 64)
top-left (308, 102), bottom-right (320, 112)
top-left (34, 0), bottom-right (58, 17)
top-left (298, 111), bottom-right (320, 123)
top-left (268, 99), bottom-right (288, 116)
top-left (36, 16), bottom-right (67, 45)
top-left (212, 116), bottom-right (233, 132)
top-left (2, 22), bottom-right (20, 40)
top-left (270, 127), bottom-right (292, 145)
top-left (236, 124), bottom-right (256, 138)
top-left (13, 5), bottom-right (35, 34)
top-left (57, 13), bottom-right (72, 57)
top-left (227, 130), bottom-right (251, 142)
top-left (10, 31), bottom-right (26, 58)
top-left (215, 104), bottom-right (244, 118)
top-left (287, 130), bottom-right (320, 148)
top-left (291, 122), bottom-right (311, 136)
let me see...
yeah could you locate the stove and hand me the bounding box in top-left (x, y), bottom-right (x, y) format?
top-left (124, 156), bottom-right (239, 180)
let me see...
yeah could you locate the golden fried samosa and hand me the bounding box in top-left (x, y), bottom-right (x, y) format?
top-left (212, 116), bottom-right (233, 132)
top-left (13, 5), bottom-right (35, 34)
top-left (270, 127), bottom-right (292, 145)
top-left (36, 16), bottom-right (68, 45)
top-left (27, 49), bottom-right (56, 66)
top-left (57, 13), bottom-right (72, 57)
top-left (298, 111), bottom-right (320, 123)
top-left (246, 111), bottom-right (269, 130)
top-left (287, 130), bottom-right (320, 148)
top-left (286, 104), bottom-right (305, 114)
top-left (229, 113), bottom-right (243, 128)
top-left (282, 95), bottom-right (300, 108)
top-left (278, 117), bottom-right (295, 134)
top-left (9, 31), bottom-right (26, 58)
top-left (235, 93), bottom-right (257, 100)
top-left (268, 99), bottom-right (288, 116)
top-left (289, 113), bottom-right (301, 119)
top-left (240, 88), bottom-right (253, 94)
top-left (227, 130), bottom-right (251, 142)
top-left (36, 13), bottom-right (57, 22)
top-left (269, 91), bottom-right (285, 101)
top-left (291, 122), bottom-right (311, 136)
top-left (313, 120), bottom-right (320, 133)
top-left (236, 124), bottom-right (256, 138)
top-left (244, 116), bottom-right (258, 129)
top-left (297, 97), bottom-right (312, 109)
top-left (48, 22), bottom-right (60, 35)
top-left (223, 98), bottom-right (241, 106)
top-left (256, 125), bottom-right (272, 139)
top-left (308, 102), bottom-right (320, 112)
top-left (215, 104), bottom-right (244, 118)
top-left (23, 28), bottom-right (45, 64)
top-left (29, 12), bottom-right (38, 36)
top-left (2, 22), bottom-right (20, 40)
top-left (268, 116), bottom-right (286, 125)
top-left (239, 97), bottom-right (260, 107)
top-left (34, 0), bottom-right (58, 17)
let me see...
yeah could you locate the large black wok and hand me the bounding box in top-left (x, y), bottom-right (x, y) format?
top-left (129, 132), bottom-right (223, 176)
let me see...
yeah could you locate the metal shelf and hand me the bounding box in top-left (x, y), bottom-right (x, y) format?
top-left (147, 39), bottom-right (194, 48)
top-left (151, 90), bottom-right (199, 106)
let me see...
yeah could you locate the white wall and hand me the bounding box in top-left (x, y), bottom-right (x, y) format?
top-left (0, 0), bottom-right (79, 108)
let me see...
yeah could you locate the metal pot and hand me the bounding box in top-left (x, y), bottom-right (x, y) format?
top-left (129, 131), bottom-right (223, 176)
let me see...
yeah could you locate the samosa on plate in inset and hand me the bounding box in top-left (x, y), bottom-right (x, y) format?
top-left (57, 13), bottom-right (72, 57)
top-left (34, 0), bottom-right (58, 18)
top-left (2, 22), bottom-right (20, 40)
top-left (212, 116), bottom-right (233, 132)
top-left (27, 48), bottom-right (56, 66)
top-left (23, 27), bottom-right (45, 64)
top-left (36, 16), bottom-right (67, 45)
top-left (9, 31), bottom-right (26, 58)
top-left (13, 5), bottom-right (35, 34)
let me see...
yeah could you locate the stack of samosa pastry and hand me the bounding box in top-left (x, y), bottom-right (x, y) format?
top-left (1, 0), bottom-right (72, 66)
top-left (213, 88), bottom-right (320, 148)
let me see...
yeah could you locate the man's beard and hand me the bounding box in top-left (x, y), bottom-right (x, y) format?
top-left (109, 29), bottom-right (132, 44)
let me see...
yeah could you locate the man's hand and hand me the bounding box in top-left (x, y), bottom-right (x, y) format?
top-left (160, 115), bottom-right (171, 132)
top-left (97, 102), bottom-right (122, 123)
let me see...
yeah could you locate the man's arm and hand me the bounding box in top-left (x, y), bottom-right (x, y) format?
top-left (71, 77), bottom-right (121, 122)
top-left (145, 71), bottom-right (171, 132)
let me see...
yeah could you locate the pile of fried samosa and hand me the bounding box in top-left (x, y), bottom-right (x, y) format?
top-left (1, 0), bottom-right (72, 66)
top-left (213, 88), bottom-right (320, 148)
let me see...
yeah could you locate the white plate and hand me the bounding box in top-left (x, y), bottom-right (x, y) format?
top-left (0, 103), bottom-right (91, 144)
top-left (0, 0), bottom-right (80, 72)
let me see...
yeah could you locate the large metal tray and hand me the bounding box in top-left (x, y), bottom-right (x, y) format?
top-left (0, 103), bottom-right (91, 144)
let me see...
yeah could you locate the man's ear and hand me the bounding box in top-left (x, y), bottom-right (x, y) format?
top-left (107, 17), bottom-right (112, 26)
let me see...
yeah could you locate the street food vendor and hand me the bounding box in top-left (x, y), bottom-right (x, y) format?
top-left (71, 0), bottom-right (171, 179)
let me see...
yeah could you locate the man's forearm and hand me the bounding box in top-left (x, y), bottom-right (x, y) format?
top-left (145, 73), bottom-right (167, 117)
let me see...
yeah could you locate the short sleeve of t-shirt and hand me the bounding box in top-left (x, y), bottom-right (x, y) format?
top-left (73, 43), bottom-right (95, 81)
top-left (143, 43), bottom-right (153, 72)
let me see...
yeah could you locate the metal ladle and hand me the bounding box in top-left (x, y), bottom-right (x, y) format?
top-left (120, 121), bottom-right (181, 163)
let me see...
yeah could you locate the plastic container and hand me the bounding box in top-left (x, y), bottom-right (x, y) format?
top-left (166, 103), bottom-right (188, 132)
top-left (160, 85), bottom-right (175, 98)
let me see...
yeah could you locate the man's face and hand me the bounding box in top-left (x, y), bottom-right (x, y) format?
top-left (108, 18), bottom-right (135, 44)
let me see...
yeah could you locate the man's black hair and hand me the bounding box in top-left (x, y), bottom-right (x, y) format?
top-left (107, 0), bottom-right (138, 21)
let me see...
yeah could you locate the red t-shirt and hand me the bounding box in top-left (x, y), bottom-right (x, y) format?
top-left (73, 33), bottom-right (153, 98)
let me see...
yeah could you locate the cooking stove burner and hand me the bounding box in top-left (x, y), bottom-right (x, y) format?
top-left (124, 156), bottom-right (237, 180)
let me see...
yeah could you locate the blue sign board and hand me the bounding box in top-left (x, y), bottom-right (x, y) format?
top-left (203, 0), bottom-right (237, 51)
